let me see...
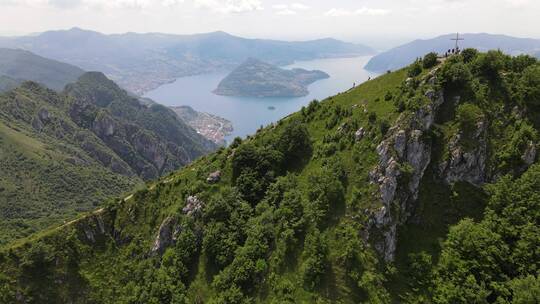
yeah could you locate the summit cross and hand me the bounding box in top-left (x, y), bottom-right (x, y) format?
top-left (451, 32), bottom-right (464, 50)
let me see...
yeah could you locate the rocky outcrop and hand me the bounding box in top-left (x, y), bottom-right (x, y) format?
top-left (31, 108), bottom-right (51, 131)
top-left (131, 131), bottom-right (167, 172)
top-left (207, 171), bottom-right (221, 183)
top-left (439, 120), bottom-right (488, 186)
top-left (92, 113), bottom-right (117, 137)
top-left (355, 127), bottom-right (365, 141)
top-left (522, 141), bottom-right (537, 167)
top-left (151, 217), bottom-right (180, 255)
top-left (183, 196), bottom-right (204, 217)
top-left (368, 89), bottom-right (444, 262)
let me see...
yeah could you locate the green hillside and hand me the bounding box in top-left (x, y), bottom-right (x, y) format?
top-left (1, 50), bottom-right (538, 303)
top-left (0, 74), bottom-right (216, 246)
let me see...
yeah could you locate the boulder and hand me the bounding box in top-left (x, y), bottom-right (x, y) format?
top-left (355, 127), bottom-right (365, 141)
top-left (207, 171), bottom-right (221, 183)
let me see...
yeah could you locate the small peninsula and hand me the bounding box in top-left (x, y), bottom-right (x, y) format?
top-left (170, 106), bottom-right (233, 146)
top-left (213, 58), bottom-right (330, 98)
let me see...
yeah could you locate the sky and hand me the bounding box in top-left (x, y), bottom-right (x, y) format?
top-left (0, 0), bottom-right (538, 49)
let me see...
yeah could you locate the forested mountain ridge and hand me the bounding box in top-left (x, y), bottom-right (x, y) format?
top-left (0, 28), bottom-right (374, 94)
top-left (0, 48), bottom-right (84, 91)
top-left (0, 73), bottom-right (216, 245)
top-left (0, 50), bottom-right (539, 303)
top-left (365, 33), bottom-right (540, 72)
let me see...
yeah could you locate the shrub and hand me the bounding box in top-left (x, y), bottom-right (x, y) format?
top-left (379, 120), bottom-right (390, 136)
top-left (456, 103), bottom-right (484, 135)
top-left (520, 64), bottom-right (540, 107)
top-left (440, 59), bottom-right (472, 89)
top-left (461, 48), bottom-right (479, 63)
top-left (408, 60), bottom-right (423, 78)
top-left (276, 121), bottom-right (312, 166)
top-left (511, 54), bottom-right (537, 73)
top-left (423, 52), bottom-right (438, 69)
top-left (472, 50), bottom-right (510, 81)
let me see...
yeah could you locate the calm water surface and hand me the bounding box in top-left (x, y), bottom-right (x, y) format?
top-left (144, 56), bottom-right (378, 141)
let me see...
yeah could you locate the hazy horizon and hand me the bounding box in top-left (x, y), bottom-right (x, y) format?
top-left (1, 0), bottom-right (539, 50)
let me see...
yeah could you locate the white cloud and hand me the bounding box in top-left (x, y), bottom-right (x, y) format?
top-left (0, 0), bottom-right (184, 9)
top-left (194, 0), bottom-right (262, 13)
top-left (272, 2), bottom-right (309, 16)
top-left (325, 7), bottom-right (390, 17)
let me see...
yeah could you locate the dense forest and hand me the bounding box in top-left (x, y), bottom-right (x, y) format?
top-left (0, 49), bottom-right (539, 303)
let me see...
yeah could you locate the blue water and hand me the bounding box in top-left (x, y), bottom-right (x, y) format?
top-left (144, 56), bottom-right (378, 141)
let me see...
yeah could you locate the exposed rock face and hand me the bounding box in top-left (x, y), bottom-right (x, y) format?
top-left (368, 90), bottom-right (444, 261)
top-left (207, 171), bottom-right (221, 183)
top-left (439, 120), bottom-right (488, 186)
top-left (132, 131), bottom-right (167, 172)
top-left (522, 141), bottom-right (537, 167)
top-left (151, 217), bottom-right (180, 255)
top-left (183, 196), bottom-right (204, 217)
top-left (31, 108), bottom-right (51, 131)
top-left (92, 113), bottom-right (116, 137)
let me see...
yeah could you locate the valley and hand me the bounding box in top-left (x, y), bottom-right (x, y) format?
top-left (1, 50), bottom-right (538, 303)
top-left (145, 56), bottom-right (378, 141)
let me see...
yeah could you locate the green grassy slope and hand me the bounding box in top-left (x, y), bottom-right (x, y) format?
top-left (0, 51), bottom-right (538, 304)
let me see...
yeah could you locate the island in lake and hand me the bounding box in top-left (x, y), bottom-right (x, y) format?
top-left (170, 106), bottom-right (233, 146)
top-left (213, 58), bottom-right (330, 98)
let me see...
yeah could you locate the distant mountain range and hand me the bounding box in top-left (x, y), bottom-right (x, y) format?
top-left (0, 28), bottom-right (374, 94)
top-left (214, 58), bottom-right (330, 97)
top-left (0, 48), bottom-right (84, 91)
top-left (0, 72), bottom-right (216, 245)
top-left (365, 33), bottom-right (540, 72)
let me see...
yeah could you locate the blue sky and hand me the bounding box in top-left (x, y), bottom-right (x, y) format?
top-left (0, 0), bottom-right (538, 49)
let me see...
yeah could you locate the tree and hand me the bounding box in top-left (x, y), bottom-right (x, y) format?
top-left (440, 58), bottom-right (472, 90)
top-left (456, 103), bottom-right (484, 135)
top-left (472, 50), bottom-right (509, 81)
top-left (276, 121), bottom-right (312, 167)
top-left (408, 60), bottom-right (423, 78)
top-left (301, 229), bottom-right (328, 291)
top-left (423, 52), bottom-right (438, 69)
top-left (461, 48), bottom-right (479, 63)
top-left (520, 64), bottom-right (540, 107)
top-left (511, 54), bottom-right (537, 73)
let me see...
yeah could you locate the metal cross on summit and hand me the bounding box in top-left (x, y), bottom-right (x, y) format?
top-left (451, 33), bottom-right (464, 50)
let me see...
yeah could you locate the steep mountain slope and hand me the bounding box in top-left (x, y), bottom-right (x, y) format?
top-left (0, 48), bottom-right (84, 91)
top-left (0, 28), bottom-right (374, 94)
top-left (0, 75), bottom-right (22, 93)
top-left (214, 58), bottom-right (330, 97)
top-left (366, 33), bottom-right (540, 72)
top-left (0, 51), bottom-right (538, 304)
top-left (0, 73), bottom-right (216, 245)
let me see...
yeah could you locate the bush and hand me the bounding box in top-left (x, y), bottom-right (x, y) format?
top-left (456, 103), bottom-right (484, 135)
top-left (461, 48), bottom-right (479, 63)
top-left (384, 91), bottom-right (393, 101)
top-left (423, 52), bottom-right (438, 69)
top-left (511, 54), bottom-right (537, 73)
top-left (276, 121), bottom-right (312, 167)
top-left (440, 59), bottom-right (472, 89)
top-left (301, 229), bottom-right (328, 290)
top-left (520, 64), bottom-right (540, 107)
top-left (472, 50), bottom-right (509, 80)
top-left (408, 60), bottom-right (423, 78)
top-left (379, 120), bottom-right (390, 136)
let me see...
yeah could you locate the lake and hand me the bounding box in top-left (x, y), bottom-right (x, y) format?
top-left (144, 56), bottom-right (378, 141)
